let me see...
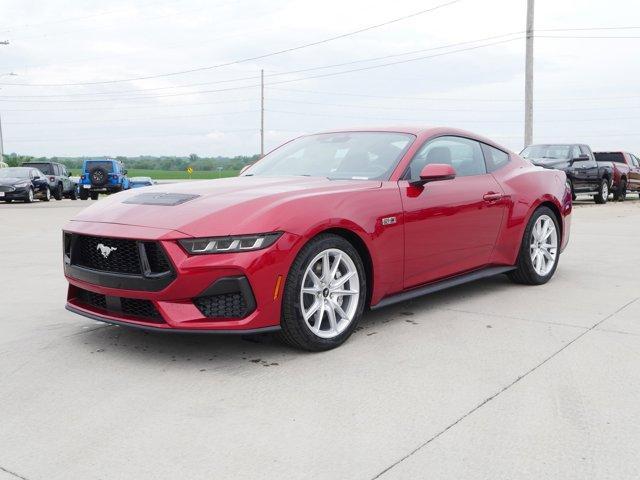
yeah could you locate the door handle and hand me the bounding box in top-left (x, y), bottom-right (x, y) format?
top-left (483, 192), bottom-right (503, 202)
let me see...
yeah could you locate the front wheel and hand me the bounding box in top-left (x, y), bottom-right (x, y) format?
top-left (594, 179), bottom-right (609, 204)
top-left (53, 183), bottom-right (63, 200)
top-left (24, 188), bottom-right (34, 203)
top-left (280, 234), bottom-right (367, 351)
top-left (41, 186), bottom-right (51, 202)
top-left (508, 206), bottom-right (560, 285)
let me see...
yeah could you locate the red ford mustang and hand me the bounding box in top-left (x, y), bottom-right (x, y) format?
top-left (63, 127), bottom-right (572, 350)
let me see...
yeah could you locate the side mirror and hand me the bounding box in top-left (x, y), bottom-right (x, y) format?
top-left (123, 169), bottom-right (128, 175)
top-left (239, 164), bottom-right (252, 175)
top-left (410, 164), bottom-right (456, 187)
top-left (572, 154), bottom-right (590, 162)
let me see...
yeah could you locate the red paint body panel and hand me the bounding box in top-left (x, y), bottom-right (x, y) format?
top-left (64, 126), bottom-right (571, 331)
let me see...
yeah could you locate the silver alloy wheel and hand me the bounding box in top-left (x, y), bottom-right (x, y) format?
top-left (602, 181), bottom-right (608, 198)
top-left (28, 188), bottom-right (34, 202)
top-left (300, 248), bottom-right (360, 339)
top-left (45, 187), bottom-right (50, 200)
top-left (530, 214), bottom-right (558, 276)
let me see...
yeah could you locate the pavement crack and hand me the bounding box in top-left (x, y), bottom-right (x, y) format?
top-left (0, 465), bottom-right (29, 480)
top-left (371, 296), bottom-right (640, 479)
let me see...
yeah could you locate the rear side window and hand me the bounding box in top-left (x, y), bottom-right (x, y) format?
top-left (594, 152), bottom-right (625, 163)
top-left (481, 144), bottom-right (510, 173)
top-left (24, 163), bottom-right (53, 175)
top-left (579, 146), bottom-right (592, 157)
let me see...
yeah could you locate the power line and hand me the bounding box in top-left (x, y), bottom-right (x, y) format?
top-left (0, 0), bottom-right (462, 87)
top-left (0, 31), bottom-right (523, 98)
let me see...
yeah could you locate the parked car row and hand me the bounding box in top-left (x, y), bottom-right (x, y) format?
top-left (520, 144), bottom-right (640, 203)
top-left (1, 158), bottom-right (156, 203)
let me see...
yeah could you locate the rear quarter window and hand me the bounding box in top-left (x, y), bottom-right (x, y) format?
top-left (481, 144), bottom-right (510, 173)
top-left (594, 152), bottom-right (625, 163)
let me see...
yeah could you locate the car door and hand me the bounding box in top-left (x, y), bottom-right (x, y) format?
top-left (580, 145), bottom-right (601, 188)
top-left (569, 145), bottom-right (589, 190)
top-left (399, 136), bottom-right (507, 289)
top-left (629, 154), bottom-right (640, 191)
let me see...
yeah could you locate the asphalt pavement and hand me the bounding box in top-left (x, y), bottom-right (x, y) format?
top-left (1, 196), bottom-right (639, 480)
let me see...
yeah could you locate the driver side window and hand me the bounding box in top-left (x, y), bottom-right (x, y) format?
top-left (406, 136), bottom-right (486, 180)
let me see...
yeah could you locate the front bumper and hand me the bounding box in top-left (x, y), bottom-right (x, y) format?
top-left (64, 222), bottom-right (300, 332)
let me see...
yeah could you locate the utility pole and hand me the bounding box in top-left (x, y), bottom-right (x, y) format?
top-left (0, 113), bottom-right (4, 165)
top-left (524, 0), bottom-right (534, 147)
top-left (260, 69), bottom-right (264, 157)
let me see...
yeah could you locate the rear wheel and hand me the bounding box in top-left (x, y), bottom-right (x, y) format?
top-left (79, 188), bottom-right (89, 200)
top-left (280, 234), bottom-right (366, 351)
top-left (613, 179), bottom-right (627, 202)
top-left (508, 206), bottom-right (560, 285)
top-left (69, 187), bottom-right (78, 200)
top-left (594, 179), bottom-right (609, 204)
top-left (90, 192), bottom-right (99, 200)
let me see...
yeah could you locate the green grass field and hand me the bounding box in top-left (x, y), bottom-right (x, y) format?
top-left (127, 169), bottom-right (240, 180)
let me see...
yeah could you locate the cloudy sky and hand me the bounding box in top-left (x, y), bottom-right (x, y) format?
top-left (1, 0), bottom-right (639, 157)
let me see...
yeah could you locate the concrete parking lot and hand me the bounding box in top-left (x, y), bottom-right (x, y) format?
top-left (1, 197), bottom-right (639, 480)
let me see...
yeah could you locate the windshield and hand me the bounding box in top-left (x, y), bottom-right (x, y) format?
top-left (521, 145), bottom-right (572, 160)
top-left (86, 161), bottom-right (114, 173)
top-left (244, 132), bottom-right (415, 180)
top-left (23, 163), bottom-right (52, 174)
top-left (0, 167), bottom-right (33, 179)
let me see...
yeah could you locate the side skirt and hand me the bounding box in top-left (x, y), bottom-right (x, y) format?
top-left (371, 266), bottom-right (516, 310)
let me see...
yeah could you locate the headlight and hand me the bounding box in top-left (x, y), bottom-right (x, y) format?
top-left (16, 181), bottom-right (30, 187)
top-left (179, 232), bottom-right (282, 255)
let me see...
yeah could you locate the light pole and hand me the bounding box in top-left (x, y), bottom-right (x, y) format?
top-left (524, 0), bottom-right (534, 147)
top-left (0, 72), bottom-right (18, 165)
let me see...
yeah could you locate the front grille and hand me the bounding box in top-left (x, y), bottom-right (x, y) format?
top-left (0, 185), bottom-right (16, 192)
top-left (74, 235), bottom-right (142, 274)
top-left (121, 298), bottom-right (161, 320)
top-left (77, 288), bottom-right (107, 310)
top-left (74, 287), bottom-right (163, 323)
top-left (194, 292), bottom-right (248, 318)
top-left (142, 241), bottom-right (172, 273)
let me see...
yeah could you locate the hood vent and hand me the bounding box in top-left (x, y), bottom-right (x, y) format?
top-left (122, 192), bottom-right (200, 206)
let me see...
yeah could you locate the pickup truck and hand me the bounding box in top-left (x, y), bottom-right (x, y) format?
top-left (594, 151), bottom-right (640, 201)
top-left (520, 144), bottom-right (613, 204)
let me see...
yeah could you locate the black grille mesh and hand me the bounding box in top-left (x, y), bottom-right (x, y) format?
top-left (143, 241), bottom-right (172, 273)
top-left (77, 288), bottom-right (107, 310)
top-left (121, 298), bottom-right (161, 320)
top-left (74, 235), bottom-right (141, 274)
top-left (194, 293), bottom-right (248, 318)
top-left (74, 288), bottom-right (162, 323)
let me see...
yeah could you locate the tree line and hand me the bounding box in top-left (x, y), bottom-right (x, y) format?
top-left (2, 153), bottom-right (260, 172)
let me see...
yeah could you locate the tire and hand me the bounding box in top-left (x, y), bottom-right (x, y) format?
top-left (24, 188), bottom-right (34, 203)
top-left (53, 183), bottom-right (63, 200)
top-left (69, 187), bottom-right (78, 200)
top-left (41, 186), bottom-right (51, 202)
top-left (89, 167), bottom-right (108, 187)
top-left (508, 206), bottom-right (561, 285)
top-left (90, 192), bottom-right (99, 200)
top-left (79, 188), bottom-right (89, 200)
top-left (594, 179), bottom-right (609, 204)
top-left (3, 199), bottom-right (12, 203)
top-left (613, 179), bottom-right (627, 202)
top-left (280, 234), bottom-right (367, 351)
top-left (567, 179), bottom-right (576, 201)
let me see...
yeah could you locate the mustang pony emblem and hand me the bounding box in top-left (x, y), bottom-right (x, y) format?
top-left (96, 243), bottom-right (118, 259)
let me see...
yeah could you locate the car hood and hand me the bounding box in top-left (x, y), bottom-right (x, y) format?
top-left (0, 177), bottom-right (28, 185)
top-left (70, 176), bottom-right (382, 237)
top-left (528, 157), bottom-right (570, 168)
